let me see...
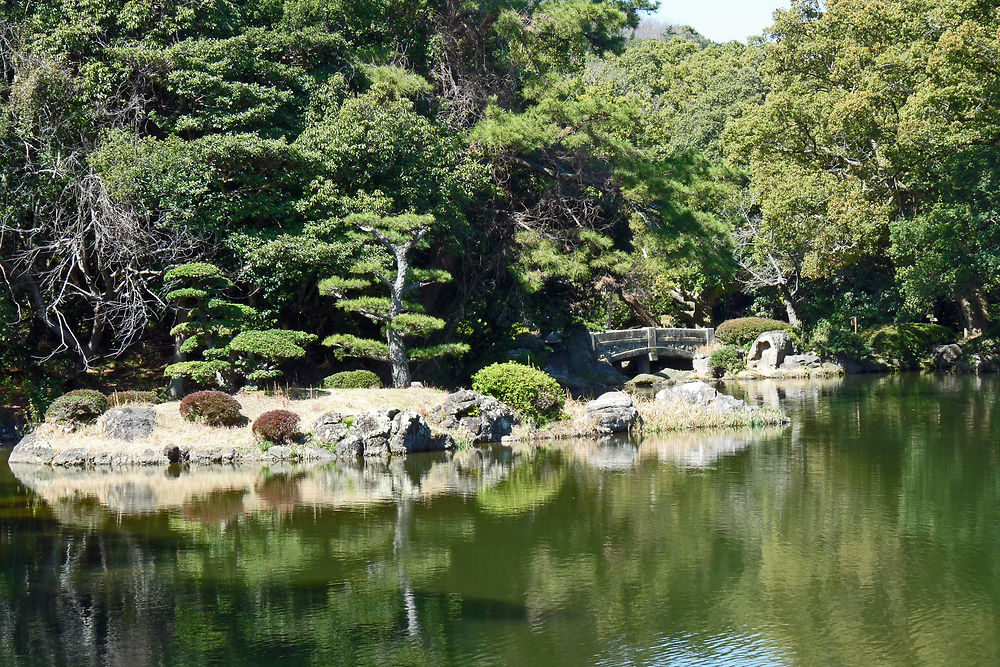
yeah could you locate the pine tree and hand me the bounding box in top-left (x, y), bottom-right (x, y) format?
top-left (319, 213), bottom-right (468, 387)
top-left (164, 263), bottom-right (315, 390)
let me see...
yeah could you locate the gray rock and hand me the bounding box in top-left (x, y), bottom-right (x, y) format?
top-left (747, 330), bottom-right (793, 372)
top-left (312, 412), bottom-right (349, 445)
top-left (265, 445), bottom-right (293, 461)
top-left (334, 435), bottom-right (363, 459)
top-left (429, 390), bottom-right (520, 444)
top-left (8, 434), bottom-right (56, 465)
top-left (189, 447), bottom-right (238, 464)
top-left (625, 373), bottom-right (668, 387)
top-left (389, 411), bottom-right (433, 454)
top-left (52, 448), bottom-right (90, 467)
top-left (929, 344), bottom-right (963, 369)
top-left (780, 352), bottom-right (822, 370)
top-left (585, 391), bottom-right (641, 435)
top-left (135, 448), bottom-right (167, 466)
top-left (100, 406), bottom-right (157, 441)
top-left (692, 354), bottom-right (712, 375)
top-left (352, 410), bottom-right (394, 457)
top-left (656, 381), bottom-right (719, 405)
top-left (705, 394), bottom-right (752, 415)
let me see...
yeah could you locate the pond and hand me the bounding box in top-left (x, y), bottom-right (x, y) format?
top-left (2, 374), bottom-right (1000, 665)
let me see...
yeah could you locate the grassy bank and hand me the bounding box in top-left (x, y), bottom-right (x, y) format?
top-left (29, 387), bottom-right (449, 458)
top-left (507, 395), bottom-right (789, 441)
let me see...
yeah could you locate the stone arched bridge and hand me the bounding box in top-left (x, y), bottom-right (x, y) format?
top-left (590, 327), bottom-right (715, 373)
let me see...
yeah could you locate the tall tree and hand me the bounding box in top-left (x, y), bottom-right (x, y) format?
top-left (319, 213), bottom-right (468, 387)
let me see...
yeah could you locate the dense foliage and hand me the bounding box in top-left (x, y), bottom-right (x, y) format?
top-left (863, 324), bottom-right (956, 369)
top-left (252, 410), bottom-right (301, 446)
top-left (4, 0), bottom-right (1000, 406)
top-left (322, 371), bottom-right (382, 390)
top-left (716, 318), bottom-right (792, 347)
top-left (471, 362), bottom-right (564, 424)
top-left (179, 391), bottom-right (245, 427)
top-left (708, 346), bottom-right (744, 377)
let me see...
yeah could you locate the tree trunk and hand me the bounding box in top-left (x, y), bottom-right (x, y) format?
top-left (784, 299), bottom-right (801, 328)
top-left (958, 294), bottom-right (989, 333)
top-left (387, 328), bottom-right (411, 388)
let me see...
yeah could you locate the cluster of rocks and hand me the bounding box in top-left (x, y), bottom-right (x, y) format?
top-left (429, 390), bottom-right (520, 443)
top-left (655, 381), bottom-right (756, 415)
top-left (311, 409), bottom-right (456, 459)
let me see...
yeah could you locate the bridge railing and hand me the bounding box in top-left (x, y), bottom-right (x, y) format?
top-left (590, 327), bottom-right (715, 348)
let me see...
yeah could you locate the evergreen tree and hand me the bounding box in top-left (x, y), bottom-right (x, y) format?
top-left (320, 213), bottom-right (468, 387)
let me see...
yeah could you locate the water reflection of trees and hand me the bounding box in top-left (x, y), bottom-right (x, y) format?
top-left (4, 375), bottom-right (1000, 663)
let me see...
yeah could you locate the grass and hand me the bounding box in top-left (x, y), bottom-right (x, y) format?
top-left (506, 394), bottom-right (789, 441)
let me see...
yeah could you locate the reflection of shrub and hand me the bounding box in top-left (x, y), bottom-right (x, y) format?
top-left (252, 410), bottom-right (301, 446)
top-left (44, 390), bottom-right (108, 426)
top-left (716, 318), bottom-right (791, 347)
top-left (108, 391), bottom-right (159, 407)
top-left (862, 323), bottom-right (954, 368)
top-left (179, 391), bottom-right (244, 426)
top-left (708, 346), bottom-right (743, 377)
top-left (322, 370), bottom-right (382, 389)
top-left (471, 362), bottom-right (563, 424)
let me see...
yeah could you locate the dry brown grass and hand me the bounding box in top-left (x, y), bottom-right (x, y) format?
top-left (33, 386), bottom-right (450, 456)
top-left (507, 395), bottom-right (789, 441)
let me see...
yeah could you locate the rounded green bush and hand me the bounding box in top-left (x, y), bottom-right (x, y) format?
top-left (323, 370), bottom-right (383, 389)
top-left (45, 390), bottom-right (109, 426)
top-left (179, 391), bottom-right (244, 427)
top-left (471, 362), bottom-right (564, 424)
top-left (716, 317), bottom-right (792, 347)
top-left (108, 391), bottom-right (160, 407)
top-left (252, 409), bottom-right (301, 445)
top-left (708, 345), bottom-right (743, 377)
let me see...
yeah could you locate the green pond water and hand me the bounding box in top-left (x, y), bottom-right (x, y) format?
top-left (2, 374), bottom-right (1000, 665)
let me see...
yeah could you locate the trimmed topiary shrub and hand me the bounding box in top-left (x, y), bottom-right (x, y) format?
top-left (179, 391), bottom-right (244, 427)
top-left (252, 410), bottom-right (301, 446)
top-left (862, 323), bottom-right (955, 369)
top-left (471, 362), bottom-right (564, 424)
top-left (108, 391), bottom-right (160, 407)
top-left (716, 318), bottom-right (792, 347)
top-left (44, 390), bottom-right (109, 426)
top-left (708, 345), bottom-right (744, 377)
top-left (323, 370), bottom-right (383, 389)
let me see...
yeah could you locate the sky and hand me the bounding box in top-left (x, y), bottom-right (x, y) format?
top-left (654, 0), bottom-right (791, 43)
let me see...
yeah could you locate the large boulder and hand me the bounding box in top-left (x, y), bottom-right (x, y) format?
top-left (8, 433), bottom-right (56, 465)
top-left (780, 352), bottom-right (822, 371)
top-left (585, 392), bottom-right (641, 435)
top-left (655, 381), bottom-right (718, 405)
top-left (100, 406), bottom-right (157, 441)
top-left (389, 411), bottom-right (433, 454)
top-left (312, 412), bottom-right (349, 445)
top-left (747, 330), bottom-right (793, 372)
top-left (429, 390), bottom-right (520, 444)
top-left (656, 381), bottom-right (754, 414)
top-left (928, 344), bottom-right (963, 370)
top-left (351, 410), bottom-right (395, 457)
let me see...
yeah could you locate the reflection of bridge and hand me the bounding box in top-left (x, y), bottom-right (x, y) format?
top-left (591, 327), bottom-right (715, 373)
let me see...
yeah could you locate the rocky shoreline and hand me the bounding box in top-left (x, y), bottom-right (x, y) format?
top-left (7, 381), bottom-right (789, 468)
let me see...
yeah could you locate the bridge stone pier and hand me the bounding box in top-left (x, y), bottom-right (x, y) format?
top-left (590, 327), bottom-right (715, 374)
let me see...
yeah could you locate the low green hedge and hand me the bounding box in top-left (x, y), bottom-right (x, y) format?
top-left (862, 323), bottom-right (955, 369)
top-left (471, 362), bottom-right (564, 424)
top-left (716, 317), bottom-right (792, 347)
top-left (323, 370), bottom-right (383, 389)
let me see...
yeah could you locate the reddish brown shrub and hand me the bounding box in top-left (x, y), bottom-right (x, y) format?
top-left (252, 409), bottom-right (301, 445)
top-left (179, 391), bottom-right (244, 427)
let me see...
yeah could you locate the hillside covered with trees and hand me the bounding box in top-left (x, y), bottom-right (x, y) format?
top-left (2, 0), bottom-right (999, 413)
